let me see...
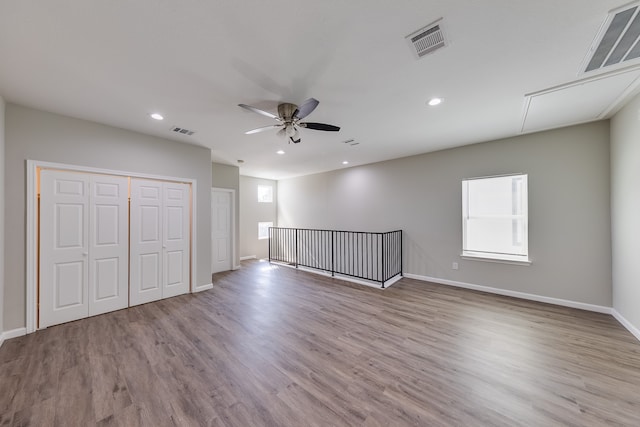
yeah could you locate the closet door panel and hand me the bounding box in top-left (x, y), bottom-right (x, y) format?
top-left (40, 170), bottom-right (192, 326)
top-left (130, 179), bottom-right (164, 306)
top-left (40, 170), bottom-right (90, 328)
top-left (163, 183), bottom-right (190, 298)
top-left (89, 175), bottom-right (129, 316)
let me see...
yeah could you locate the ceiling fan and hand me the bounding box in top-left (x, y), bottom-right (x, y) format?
top-left (238, 98), bottom-right (340, 143)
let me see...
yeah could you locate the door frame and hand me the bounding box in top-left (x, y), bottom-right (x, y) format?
top-left (26, 160), bottom-right (199, 333)
top-left (211, 187), bottom-right (237, 273)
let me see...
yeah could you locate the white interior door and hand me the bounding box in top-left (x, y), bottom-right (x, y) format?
top-left (130, 179), bottom-right (163, 306)
top-left (40, 170), bottom-right (90, 328)
top-left (88, 175), bottom-right (129, 316)
top-left (212, 190), bottom-right (232, 273)
top-left (163, 182), bottom-right (190, 298)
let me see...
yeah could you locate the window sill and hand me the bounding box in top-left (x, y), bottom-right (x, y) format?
top-left (461, 252), bottom-right (531, 266)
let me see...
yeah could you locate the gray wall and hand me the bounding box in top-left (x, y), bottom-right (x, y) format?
top-left (4, 104), bottom-right (212, 331)
top-left (0, 96), bottom-right (4, 336)
top-left (240, 176), bottom-right (277, 259)
top-left (278, 121), bottom-right (612, 306)
top-left (611, 92), bottom-right (640, 333)
top-left (212, 162), bottom-right (240, 268)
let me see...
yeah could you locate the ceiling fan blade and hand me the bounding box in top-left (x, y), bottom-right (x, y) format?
top-left (238, 104), bottom-right (278, 119)
top-left (299, 122), bottom-right (340, 132)
top-left (293, 98), bottom-right (319, 119)
top-left (245, 125), bottom-right (281, 135)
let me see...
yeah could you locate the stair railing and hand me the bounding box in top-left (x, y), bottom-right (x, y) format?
top-left (268, 227), bottom-right (402, 288)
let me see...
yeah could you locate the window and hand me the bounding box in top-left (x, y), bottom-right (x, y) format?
top-left (258, 221), bottom-right (273, 240)
top-left (258, 185), bottom-right (273, 203)
top-left (462, 174), bottom-right (529, 263)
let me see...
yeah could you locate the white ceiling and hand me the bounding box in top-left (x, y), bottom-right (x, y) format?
top-left (0, 0), bottom-right (636, 179)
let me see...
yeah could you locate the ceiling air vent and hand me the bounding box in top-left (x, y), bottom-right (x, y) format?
top-left (406, 18), bottom-right (446, 59)
top-left (171, 126), bottom-right (195, 136)
top-left (584, 3), bottom-right (640, 73)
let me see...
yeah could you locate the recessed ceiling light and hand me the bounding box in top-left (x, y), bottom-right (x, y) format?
top-left (342, 161), bottom-right (349, 165)
top-left (150, 113), bottom-right (164, 120)
top-left (427, 98), bottom-right (443, 106)
top-left (276, 150), bottom-right (285, 155)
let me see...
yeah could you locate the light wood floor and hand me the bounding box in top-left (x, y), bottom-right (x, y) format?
top-left (1, 260), bottom-right (640, 426)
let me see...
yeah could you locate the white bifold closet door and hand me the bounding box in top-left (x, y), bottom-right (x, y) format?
top-left (130, 179), bottom-right (190, 306)
top-left (40, 171), bottom-right (129, 328)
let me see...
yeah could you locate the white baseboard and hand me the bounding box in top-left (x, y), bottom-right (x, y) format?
top-left (403, 274), bottom-right (612, 314)
top-left (383, 275), bottom-right (403, 288)
top-left (233, 265), bottom-right (241, 270)
top-left (194, 283), bottom-right (213, 293)
top-left (240, 255), bottom-right (256, 261)
top-left (403, 274), bottom-right (640, 343)
top-left (4, 327), bottom-right (27, 340)
top-left (612, 309), bottom-right (640, 342)
top-left (0, 327), bottom-right (28, 348)
top-left (273, 262), bottom-right (399, 289)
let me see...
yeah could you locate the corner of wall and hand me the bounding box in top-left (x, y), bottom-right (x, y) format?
top-left (610, 91), bottom-right (640, 340)
top-left (239, 176), bottom-right (277, 260)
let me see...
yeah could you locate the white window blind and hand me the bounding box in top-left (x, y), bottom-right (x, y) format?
top-left (258, 221), bottom-right (273, 240)
top-left (258, 185), bottom-right (273, 203)
top-left (462, 174), bottom-right (529, 262)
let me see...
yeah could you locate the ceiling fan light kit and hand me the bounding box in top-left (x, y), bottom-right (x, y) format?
top-left (239, 97), bottom-right (340, 144)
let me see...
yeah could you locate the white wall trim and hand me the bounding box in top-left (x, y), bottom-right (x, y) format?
top-left (612, 309), bottom-right (640, 342)
top-left (191, 180), bottom-right (198, 295)
top-left (233, 265), bottom-right (242, 270)
top-left (27, 159), bottom-right (199, 334)
top-left (194, 283), bottom-right (213, 292)
top-left (240, 255), bottom-right (257, 261)
top-left (32, 160), bottom-right (199, 183)
top-left (404, 273), bottom-right (612, 314)
top-left (1, 327), bottom-right (28, 347)
top-left (26, 161), bottom-right (37, 334)
top-left (211, 187), bottom-right (237, 273)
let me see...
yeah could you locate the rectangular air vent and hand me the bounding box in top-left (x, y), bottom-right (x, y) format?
top-left (585, 3), bottom-right (640, 73)
top-left (406, 18), bottom-right (446, 59)
top-left (171, 126), bottom-right (195, 136)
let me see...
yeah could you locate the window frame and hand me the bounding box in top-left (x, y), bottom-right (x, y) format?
top-left (461, 173), bottom-right (531, 265)
top-left (258, 221), bottom-right (273, 240)
top-left (257, 185), bottom-right (273, 203)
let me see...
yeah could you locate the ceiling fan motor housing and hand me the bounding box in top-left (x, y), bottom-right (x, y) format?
top-left (277, 102), bottom-right (298, 122)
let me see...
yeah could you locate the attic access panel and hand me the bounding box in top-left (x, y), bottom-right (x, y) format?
top-left (522, 67), bottom-right (640, 133)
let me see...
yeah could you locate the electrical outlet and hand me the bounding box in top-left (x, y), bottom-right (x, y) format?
top-left (452, 262), bottom-right (459, 270)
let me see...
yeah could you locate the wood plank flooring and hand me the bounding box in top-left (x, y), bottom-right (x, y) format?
top-left (1, 260), bottom-right (640, 426)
